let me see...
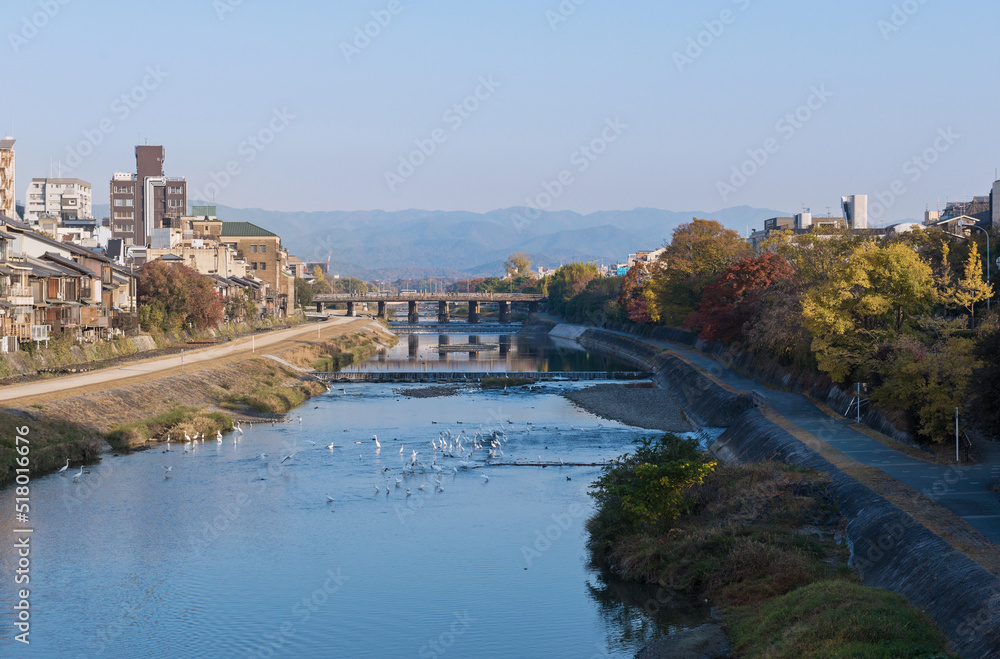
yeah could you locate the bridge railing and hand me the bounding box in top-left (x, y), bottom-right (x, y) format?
top-left (313, 292), bottom-right (547, 302)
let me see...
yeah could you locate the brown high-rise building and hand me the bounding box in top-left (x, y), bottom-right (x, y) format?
top-left (109, 145), bottom-right (187, 246)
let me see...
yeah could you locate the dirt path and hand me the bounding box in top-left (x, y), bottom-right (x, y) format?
top-left (0, 316), bottom-right (374, 408)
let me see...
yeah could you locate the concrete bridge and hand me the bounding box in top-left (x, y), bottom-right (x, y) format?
top-left (313, 370), bottom-right (651, 383)
top-left (312, 292), bottom-right (547, 324)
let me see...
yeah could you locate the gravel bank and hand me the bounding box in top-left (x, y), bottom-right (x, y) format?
top-left (395, 385), bottom-right (463, 398)
top-left (563, 383), bottom-right (694, 432)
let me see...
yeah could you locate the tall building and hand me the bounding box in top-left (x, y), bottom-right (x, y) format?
top-left (24, 178), bottom-right (93, 222)
top-left (842, 195), bottom-right (869, 229)
top-left (0, 137), bottom-right (15, 219)
top-left (109, 145), bottom-right (187, 246)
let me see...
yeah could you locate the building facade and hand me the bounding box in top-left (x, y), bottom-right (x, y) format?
top-left (24, 178), bottom-right (93, 222)
top-left (0, 138), bottom-right (14, 219)
top-left (109, 145), bottom-right (187, 247)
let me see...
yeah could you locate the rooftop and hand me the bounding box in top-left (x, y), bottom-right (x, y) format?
top-left (220, 222), bottom-right (278, 238)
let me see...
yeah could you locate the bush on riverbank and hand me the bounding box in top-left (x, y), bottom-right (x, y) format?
top-left (588, 435), bottom-right (953, 656)
top-left (106, 407), bottom-right (233, 450)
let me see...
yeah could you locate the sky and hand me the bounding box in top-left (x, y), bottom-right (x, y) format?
top-left (2, 0), bottom-right (997, 224)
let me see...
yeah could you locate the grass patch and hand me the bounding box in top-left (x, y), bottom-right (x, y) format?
top-left (481, 376), bottom-right (535, 389)
top-left (237, 380), bottom-right (327, 414)
top-left (106, 406), bottom-right (233, 450)
top-left (729, 580), bottom-right (952, 658)
top-left (0, 412), bottom-right (103, 485)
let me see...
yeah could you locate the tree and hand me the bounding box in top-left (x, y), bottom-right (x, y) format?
top-left (870, 326), bottom-right (978, 443)
top-left (548, 263), bottom-right (602, 317)
top-left (294, 277), bottom-right (313, 308)
top-left (137, 261), bottom-right (224, 332)
top-left (504, 252), bottom-right (533, 278)
top-left (686, 252), bottom-right (796, 343)
top-left (801, 242), bottom-right (937, 382)
top-left (618, 262), bottom-right (653, 323)
top-left (944, 248), bottom-right (993, 327)
top-left (647, 219), bottom-right (751, 325)
top-left (312, 266), bottom-right (325, 281)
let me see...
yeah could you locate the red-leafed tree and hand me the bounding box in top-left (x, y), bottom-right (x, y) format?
top-left (618, 262), bottom-right (654, 323)
top-left (686, 252), bottom-right (796, 343)
top-left (138, 260), bottom-right (224, 332)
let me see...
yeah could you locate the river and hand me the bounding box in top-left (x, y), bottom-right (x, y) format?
top-left (0, 325), bottom-right (711, 658)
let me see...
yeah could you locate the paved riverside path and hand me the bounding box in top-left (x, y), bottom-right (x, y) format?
top-left (0, 316), bottom-right (368, 404)
top-left (598, 327), bottom-right (1000, 545)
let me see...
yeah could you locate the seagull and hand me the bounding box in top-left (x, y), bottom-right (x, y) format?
top-left (164, 466), bottom-right (173, 479)
top-left (406, 489), bottom-right (412, 497)
top-left (327, 495), bottom-right (335, 502)
top-left (395, 478), bottom-right (402, 488)
top-left (281, 455), bottom-right (294, 463)
top-left (58, 459), bottom-right (69, 474)
top-left (482, 474), bottom-right (489, 483)
top-left (327, 443), bottom-right (336, 450)
top-left (374, 485), bottom-right (380, 495)
top-left (258, 453), bottom-right (268, 461)
top-left (304, 440), bottom-right (316, 446)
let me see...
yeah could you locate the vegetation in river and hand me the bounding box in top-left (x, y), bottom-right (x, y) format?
top-left (106, 407), bottom-right (233, 450)
top-left (0, 412), bottom-right (103, 483)
top-left (587, 434), bottom-right (953, 657)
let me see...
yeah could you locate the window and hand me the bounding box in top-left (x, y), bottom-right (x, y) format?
top-left (113, 185), bottom-right (134, 194)
top-left (114, 199), bottom-right (134, 207)
top-left (168, 186), bottom-right (183, 195)
top-left (259, 262), bottom-right (266, 271)
top-left (250, 262), bottom-right (257, 270)
top-left (260, 244), bottom-right (266, 253)
top-left (168, 199), bottom-right (182, 208)
top-left (113, 211), bottom-right (134, 220)
top-left (251, 245), bottom-right (258, 253)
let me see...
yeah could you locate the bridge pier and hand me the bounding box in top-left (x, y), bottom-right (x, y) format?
top-left (438, 334), bottom-right (450, 361)
top-left (408, 334), bottom-right (419, 359)
top-left (468, 301), bottom-right (481, 324)
top-left (528, 301), bottom-right (540, 314)
top-left (408, 301), bottom-right (419, 324)
top-left (438, 301), bottom-right (450, 323)
top-left (499, 334), bottom-right (510, 358)
top-left (316, 302), bottom-right (325, 313)
top-left (346, 301), bottom-right (357, 317)
top-left (499, 301), bottom-right (511, 323)
top-left (378, 301), bottom-right (387, 319)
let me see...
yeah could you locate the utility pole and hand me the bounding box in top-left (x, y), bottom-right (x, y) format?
top-left (956, 407), bottom-right (960, 464)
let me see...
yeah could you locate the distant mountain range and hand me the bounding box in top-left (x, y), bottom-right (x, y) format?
top-left (92, 204), bottom-right (788, 280)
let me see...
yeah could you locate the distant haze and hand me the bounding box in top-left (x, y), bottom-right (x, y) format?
top-left (93, 204), bottom-right (788, 279)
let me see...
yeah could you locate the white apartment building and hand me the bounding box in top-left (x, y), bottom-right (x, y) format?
top-left (0, 137), bottom-right (14, 219)
top-left (24, 178), bottom-right (93, 222)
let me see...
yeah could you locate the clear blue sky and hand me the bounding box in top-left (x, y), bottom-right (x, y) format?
top-left (1, 0), bottom-right (995, 223)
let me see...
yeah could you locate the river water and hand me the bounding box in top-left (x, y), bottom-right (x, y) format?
top-left (1, 325), bottom-right (710, 658)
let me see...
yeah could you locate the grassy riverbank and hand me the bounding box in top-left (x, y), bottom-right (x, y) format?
top-left (589, 434), bottom-right (953, 657)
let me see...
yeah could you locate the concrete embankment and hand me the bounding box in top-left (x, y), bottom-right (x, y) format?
top-left (557, 322), bottom-right (1000, 658)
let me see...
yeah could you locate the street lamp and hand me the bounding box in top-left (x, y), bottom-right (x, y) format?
top-left (958, 220), bottom-right (991, 310)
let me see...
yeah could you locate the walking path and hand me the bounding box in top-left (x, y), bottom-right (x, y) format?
top-left (600, 326), bottom-right (1000, 544)
top-left (0, 316), bottom-right (367, 404)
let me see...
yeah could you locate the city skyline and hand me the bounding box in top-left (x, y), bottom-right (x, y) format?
top-left (2, 0), bottom-right (997, 223)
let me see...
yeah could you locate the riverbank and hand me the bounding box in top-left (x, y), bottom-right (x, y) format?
top-left (0, 319), bottom-right (397, 485)
top-left (562, 383), bottom-right (694, 433)
top-left (588, 434), bottom-right (954, 658)
top-left (542, 320), bottom-right (1000, 656)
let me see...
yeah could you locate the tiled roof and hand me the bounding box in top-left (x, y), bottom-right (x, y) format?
top-left (220, 222), bottom-right (278, 238)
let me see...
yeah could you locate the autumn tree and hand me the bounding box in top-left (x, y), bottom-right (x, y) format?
top-left (760, 228), bottom-right (866, 286)
top-left (686, 252), bottom-right (796, 343)
top-left (801, 242), bottom-right (937, 382)
top-left (618, 262), bottom-right (654, 324)
top-left (648, 219), bottom-right (751, 325)
top-left (943, 248), bottom-right (993, 327)
top-left (137, 260), bottom-right (224, 332)
top-left (504, 252), bottom-right (533, 278)
top-left (547, 263), bottom-right (602, 318)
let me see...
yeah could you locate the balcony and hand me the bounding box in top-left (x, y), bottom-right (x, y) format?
top-left (7, 285), bottom-right (32, 306)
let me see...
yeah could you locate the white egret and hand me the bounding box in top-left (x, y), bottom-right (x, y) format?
top-left (57, 459), bottom-right (69, 474)
top-left (72, 467), bottom-right (84, 481)
top-left (373, 435), bottom-right (381, 450)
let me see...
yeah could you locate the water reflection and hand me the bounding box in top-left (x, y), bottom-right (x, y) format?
top-left (351, 332), bottom-right (636, 374)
